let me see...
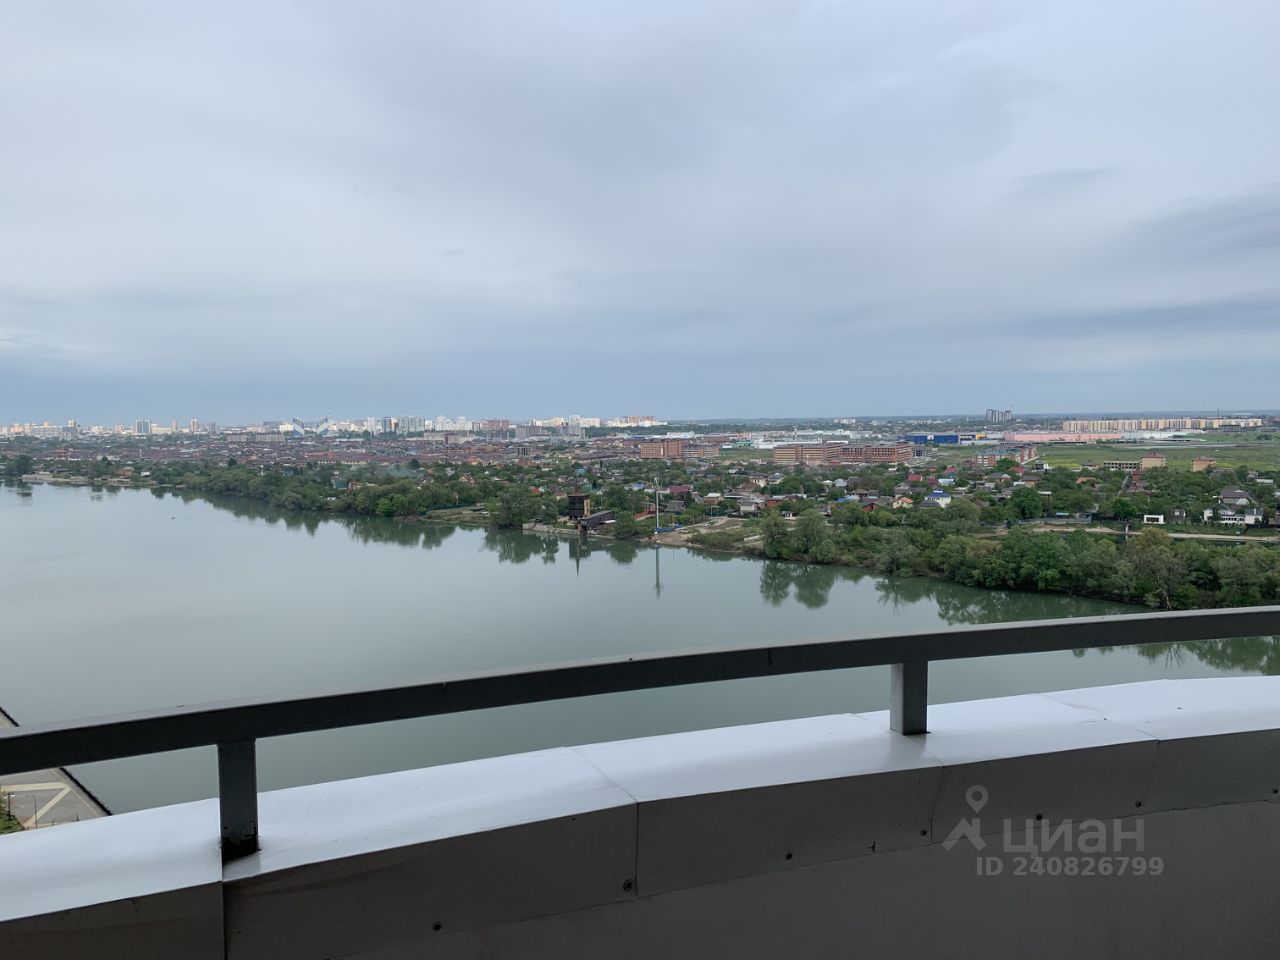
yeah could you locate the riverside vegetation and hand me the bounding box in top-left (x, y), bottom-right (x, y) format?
top-left (715, 501), bottom-right (1280, 611)
top-left (7, 452), bottom-right (1280, 611)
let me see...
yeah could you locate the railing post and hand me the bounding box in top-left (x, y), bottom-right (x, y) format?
top-left (890, 661), bottom-right (928, 735)
top-left (218, 740), bottom-right (259, 861)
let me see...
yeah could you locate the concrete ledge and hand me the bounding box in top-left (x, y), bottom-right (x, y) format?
top-left (0, 800), bottom-right (221, 959)
top-left (223, 748), bottom-right (638, 959)
top-left (5, 677), bottom-right (1280, 959)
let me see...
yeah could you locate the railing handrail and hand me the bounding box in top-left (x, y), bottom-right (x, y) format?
top-left (4, 604), bottom-right (1280, 859)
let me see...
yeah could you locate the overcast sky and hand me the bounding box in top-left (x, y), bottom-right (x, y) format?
top-left (3, 0), bottom-right (1279, 424)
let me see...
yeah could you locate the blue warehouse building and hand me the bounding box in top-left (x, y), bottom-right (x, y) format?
top-left (904, 432), bottom-right (979, 445)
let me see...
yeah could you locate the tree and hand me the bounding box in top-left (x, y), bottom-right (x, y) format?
top-left (488, 488), bottom-right (535, 528)
top-left (1008, 486), bottom-right (1044, 520)
top-left (536, 497), bottom-right (561, 524)
top-left (760, 509), bottom-right (793, 559)
top-left (611, 510), bottom-right (643, 539)
top-left (1123, 529), bottom-right (1186, 608)
top-left (1212, 548), bottom-right (1278, 607)
top-left (2, 454), bottom-right (34, 478)
top-left (1106, 497), bottom-right (1139, 521)
top-left (796, 512), bottom-right (836, 562)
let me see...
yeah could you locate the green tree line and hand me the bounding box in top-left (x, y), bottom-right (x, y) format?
top-left (754, 503), bottom-right (1280, 609)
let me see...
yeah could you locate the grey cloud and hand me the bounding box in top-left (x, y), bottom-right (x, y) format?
top-left (1011, 295), bottom-right (1280, 339)
top-left (1134, 189), bottom-right (1280, 258)
top-left (2, 0), bottom-right (1280, 421)
top-left (1010, 167), bottom-right (1115, 200)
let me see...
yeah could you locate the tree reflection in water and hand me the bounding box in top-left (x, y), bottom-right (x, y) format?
top-left (1095, 637), bottom-right (1280, 675)
top-left (891, 574), bottom-right (1280, 676)
top-left (759, 560), bottom-right (866, 610)
top-left (199, 492), bottom-right (457, 548)
top-left (481, 528), bottom-right (557, 565)
top-left (195, 492), bottom-right (1280, 677)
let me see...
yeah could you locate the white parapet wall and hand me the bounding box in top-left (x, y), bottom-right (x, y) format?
top-left (5, 677), bottom-right (1280, 959)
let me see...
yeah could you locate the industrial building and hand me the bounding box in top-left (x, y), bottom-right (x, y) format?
top-left (903, 433), bottom-right (987, 445)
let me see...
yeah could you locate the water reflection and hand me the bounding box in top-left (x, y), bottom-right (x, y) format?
top-left (874, 577), bottom-right (1117, 625)
top-left (1101, 637), bottom-right (1280, 675)
top-left (180, 492), bottom-right (1280, 679)
top-left (195, 492), bottom-right (664, 567)
top-left (482, 528), bottom-right (559, 565)
top-left (760, 561), bottom-right (864, 610)
top-left (195, 494), bottom-right (458, 547)
top-left (3, 480), bottom-right (34, 500)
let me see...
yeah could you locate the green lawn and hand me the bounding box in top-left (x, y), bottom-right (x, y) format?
top-left (1035, 440), bottom-right (1280, 471)
top-left (1, 806), bottom-right (21, 834)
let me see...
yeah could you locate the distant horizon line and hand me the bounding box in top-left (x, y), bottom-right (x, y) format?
top-left (4, 407), bottom-right (1278, 430)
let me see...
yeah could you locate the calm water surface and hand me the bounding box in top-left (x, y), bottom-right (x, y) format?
top-left (1, 484), bottom-right (1266, 813)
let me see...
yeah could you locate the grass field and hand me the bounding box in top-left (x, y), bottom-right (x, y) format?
top-left (1034, 440), bottom-right (1280, 471)
top-left (715, 437), bottom-right (1280, 472)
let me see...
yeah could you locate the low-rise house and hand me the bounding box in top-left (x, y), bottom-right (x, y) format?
top-left (1220, 488), bottom-right (1253, 507)
top-left (1205, 507), bottom-right (1265, 526)
top-left (579, 510), bottom-right (615, 529)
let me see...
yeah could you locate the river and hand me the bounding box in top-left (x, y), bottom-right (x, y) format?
top-left (2, 483), bottom-right (1270, 814)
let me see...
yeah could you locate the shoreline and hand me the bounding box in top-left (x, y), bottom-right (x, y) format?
top-left (52, 485), bottom-right (1249, 612)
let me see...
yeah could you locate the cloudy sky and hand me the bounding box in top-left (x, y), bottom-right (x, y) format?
top-left (3, 0), bottom-right (1279, 424)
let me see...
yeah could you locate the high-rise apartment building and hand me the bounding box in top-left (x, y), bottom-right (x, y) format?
top-left (1062, 417), bottom-right (1263, 432)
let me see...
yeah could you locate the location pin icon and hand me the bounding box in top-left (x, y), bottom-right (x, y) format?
top-left (966, 785), bottom-right (989, 813)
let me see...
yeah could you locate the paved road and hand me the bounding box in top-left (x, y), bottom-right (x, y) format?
top-left (0, 706), bottom-right (108, 829)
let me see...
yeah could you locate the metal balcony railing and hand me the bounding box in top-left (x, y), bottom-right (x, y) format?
top-left (2, 606), bottom-right (1279, 861)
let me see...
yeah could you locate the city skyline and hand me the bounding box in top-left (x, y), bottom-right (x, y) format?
top-left (4, 406), bottom-right (1278, 440)
top-left (5, 2), bottom-right (1280, 421)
